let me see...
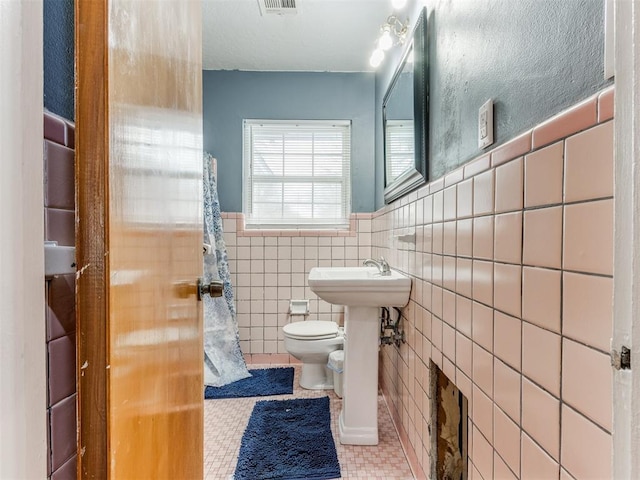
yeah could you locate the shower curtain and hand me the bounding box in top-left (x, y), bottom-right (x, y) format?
top-left (203, 152), bottom-right (251, 387)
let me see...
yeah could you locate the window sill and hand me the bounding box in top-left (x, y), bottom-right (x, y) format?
top-left (221, 213), bottom-right (373, 237)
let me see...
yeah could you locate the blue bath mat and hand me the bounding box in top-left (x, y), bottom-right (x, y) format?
top-left (204, 367), bottom-right (294, 400)
top-left (234, 396), bottom-right (341, 480)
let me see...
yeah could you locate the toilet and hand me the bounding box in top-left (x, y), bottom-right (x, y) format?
top-left (283, 320), bottom-right (344, 390)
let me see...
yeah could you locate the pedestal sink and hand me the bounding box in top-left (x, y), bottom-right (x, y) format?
top-left (308, 266), bottom-right (411, 445)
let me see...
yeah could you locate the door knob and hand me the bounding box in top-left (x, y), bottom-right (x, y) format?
top-left (197, 278), bottom-right (223, 300)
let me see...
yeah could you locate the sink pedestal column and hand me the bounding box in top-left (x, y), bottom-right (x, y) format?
top-left (339, 305), bottom-right (380, 445)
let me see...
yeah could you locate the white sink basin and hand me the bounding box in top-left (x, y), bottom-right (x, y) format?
top-left (308, 266), bottom-right (411, 307)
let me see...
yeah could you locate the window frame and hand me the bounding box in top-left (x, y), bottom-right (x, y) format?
top-left (242, 119), bottom-right (352, 230)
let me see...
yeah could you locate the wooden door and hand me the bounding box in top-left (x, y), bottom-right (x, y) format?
top-left (75, 1), bottom-right (204, 478)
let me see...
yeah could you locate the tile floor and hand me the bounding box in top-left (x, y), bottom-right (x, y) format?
top-left (204, 365), bottom-right (415, 479)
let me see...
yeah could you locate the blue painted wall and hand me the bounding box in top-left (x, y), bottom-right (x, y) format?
top-left (203, 70), bottom-right (376, 213)
top-left (44, 0), bottom-right (75, 121)
top-left (375, 0), bottom-right (611, 208)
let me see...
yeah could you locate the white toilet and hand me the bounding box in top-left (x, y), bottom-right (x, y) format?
top-left (283, 320), bottom-right (344, 390)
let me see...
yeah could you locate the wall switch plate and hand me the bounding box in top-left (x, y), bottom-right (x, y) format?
top-left (478, 99), bottom-right (494, 149)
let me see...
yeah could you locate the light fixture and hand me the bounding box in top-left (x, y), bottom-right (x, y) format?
top-left (369, 48), bottom-right (385, 68)
top-left (369, 14), bottom-right (410, 68)
top-left (378, 27), bottom-right (393, 51)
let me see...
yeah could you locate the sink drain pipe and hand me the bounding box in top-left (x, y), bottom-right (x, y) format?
top-left (379, 306), bottom-right (406, 347)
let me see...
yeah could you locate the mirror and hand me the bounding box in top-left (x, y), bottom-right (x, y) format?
top-left (383, 7), bottom-right (428, 203)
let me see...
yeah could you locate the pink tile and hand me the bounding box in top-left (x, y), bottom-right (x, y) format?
top-left (456, 332), bottom-right (473, 378)
top-left (564, 121), bottom-right (614, 202)
top-left (473, 343), bottom-right (494, 396)
top-left (495, 158), bottom-right (524, 214)
top-left (457, 178), bottom-right (474, 219)
top-left (445, 167), bottom-right (464, 187)
top-left (532, 96), bottom-right (598, 149)
top-left (432, 222), bottom-right (443, 254)
top-left (433, 190), bottom-right (444, 222)
top-left (494, 451), bottom-right (517, 480)
top-left (494, 404), bottom-right (521, 474)
top-left (522, 267), bottom-right (561, 333)
top-left (423, 195), bottom-right (433, 224)
top-left (597, 86), bottom-right (614, 122)
top-left (522, 377), bottom-right (560, 460)
top-left (464, 153), bottom-right (491, 179)
top-left (473, 215), bottom-right (494, 260)
top-left (563, 199), bottom-right (613, 275)
top-left (561, 405), bottom-right (612, 480)
top-left (457, 218), bottom-right (473, 257)
top-left (494, 212), bottom-right (523, 264)
top-left (521, 432), bottom-right (560, 479)
top-left (422, 224), bottom-right (433, 254)
top-left (430, 176), bottom-right (445, 193)
top-left (456, 258), bottom-right (473, 298)
top-left (494, 263), bottom-right (522, 318)
top-left (560, 468), bottom-right (575, 480)
top-left (443, 221), bottom-right (457, 255)
top-left (473, 169), bottom-right (495, 216)
top-left (562, 272), bottom-right (612, 351)
top-left (442, 322), bottom-right (456, 361)
top-left (494, 358), bottom-right (521, 424)
top-left (491, 130), bottom-right (533, 167)
top-left (524, 141), bottom-right (564, 208)
top-left (457, 295), bottom-right (473, 338)
top-left (443, 185), bottom-right (457, 221)
top-left (494, 311), bottom-right (522, 371)
top-left (443, 256), bottom-right (457, 291)
top-left (472, 301), bottom-right (493, 352)
top-left (522, 322), bottom-right (561, 396)
top-left (473, 384), bottom-right (494, 442)
top-left (523, 206), bottom-right (563, 269)
top-left (562, 338), bottom-right (612, 431)
top-left (431, 315), bottom-right (443, 351)
top-left (472, 425), bottom-right (494, 480)
top-left (472, 260), bottom-right (494, 306)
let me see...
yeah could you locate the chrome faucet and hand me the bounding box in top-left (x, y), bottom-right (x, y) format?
top-left (363, 256), bottom-right (391, 276)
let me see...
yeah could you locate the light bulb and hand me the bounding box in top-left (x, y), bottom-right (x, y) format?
top-left (391, 0), bottom-right (407, 9)
top-left (369, 48), bottom-right (384, 68)
top-left (378, 30), bottom-right (393, 51)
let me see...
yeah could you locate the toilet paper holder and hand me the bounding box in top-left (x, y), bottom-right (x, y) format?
top-left (289, 299), bottom-right (310, 316)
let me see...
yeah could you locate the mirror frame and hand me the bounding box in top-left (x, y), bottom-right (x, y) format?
top-left (383, 7), bottom-right (428, 204)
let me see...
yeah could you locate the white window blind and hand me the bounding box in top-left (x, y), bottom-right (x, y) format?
top-left (385, 120), bottom-right (414, 183)
top-left (243, 120), bottom-right (351, 229)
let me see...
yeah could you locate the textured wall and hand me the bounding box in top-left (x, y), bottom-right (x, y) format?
top-left (376, 87), bottom-right (614, 479)
top-left (44, 0), bottom-right (75, 121)
top-left (375, 0), bottom-right (611, 208)
top-left (202, 70), bottom-right (376, 213)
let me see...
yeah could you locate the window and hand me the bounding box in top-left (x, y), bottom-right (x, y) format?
top-left (243, 120), bottom-right (351, 229)
top-left (385, 120), bottom-right (414, 184)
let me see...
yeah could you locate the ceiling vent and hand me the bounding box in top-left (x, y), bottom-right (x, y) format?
top-left (258, 0), bottom-right (298, 16)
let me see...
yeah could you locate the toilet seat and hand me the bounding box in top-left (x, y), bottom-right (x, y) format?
top-left (283, 320), bottom-right (339, 340)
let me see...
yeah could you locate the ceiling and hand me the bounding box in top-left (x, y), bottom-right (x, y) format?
top-left (202, 0), bottom-right (391, 72)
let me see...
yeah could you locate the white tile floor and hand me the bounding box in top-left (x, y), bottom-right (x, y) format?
top-left (204, 365), bottom-right (415, 479)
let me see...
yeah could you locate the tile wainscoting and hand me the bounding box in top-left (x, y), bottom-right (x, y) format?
top-left (374, 86), bottom-right (614, 479)
top-left (223, 85), bottom-right (614, 479)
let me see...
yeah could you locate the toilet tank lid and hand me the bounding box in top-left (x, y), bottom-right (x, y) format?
top-left (283, 320), bottom-right (339, 338)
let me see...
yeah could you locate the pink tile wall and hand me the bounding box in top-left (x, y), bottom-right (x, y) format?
top-left (222, 214), bottom-right (373, 355)
top-left (374, 86), bottom-right (614, 479)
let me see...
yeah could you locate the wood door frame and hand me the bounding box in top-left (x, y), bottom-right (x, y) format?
top-left (75, 1), bottom-right (110, 477)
